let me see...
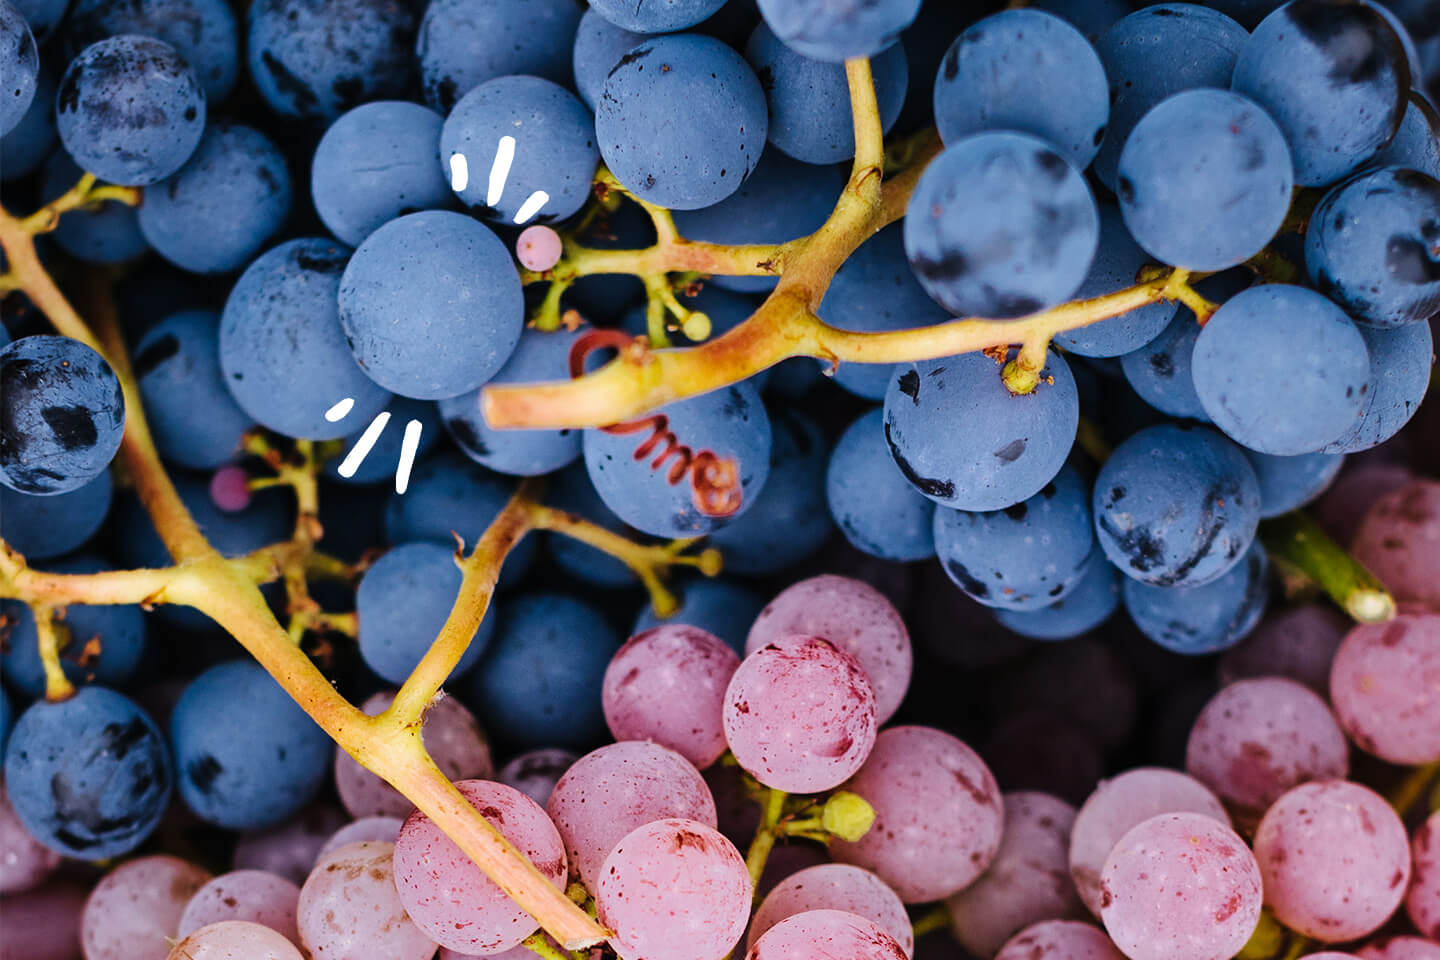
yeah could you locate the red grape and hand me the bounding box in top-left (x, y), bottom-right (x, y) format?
top-left (749, 864), bottom-right (913, 956)
top-left (1218, 603), bottom-right (1349, 695)
top-left (317, 816), bottom-right (402, 857)
top-left (0, 880), bottom-right (88, 960)
top-left (1359, 938), bottom-right (1440, 960)
top-left (1315, 461), bottom-right (1417, 547)
top-left (994, 920), bottom-right (1126, 960)
top-left (498, 748), bottom-right (577, 807)
top-left (1407, 811), bottom-right (1440, 939)
top-left (0, 782), bottom-right (61, 895)
top-left (1330, 613), bottom-right (1440, 764)
top-left (1350, 480), bottom-right (1440, 611)
top-left (745, 909), bottom-right (909, 960)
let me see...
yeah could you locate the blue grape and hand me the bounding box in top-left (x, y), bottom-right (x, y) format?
top-left (325, 396), bottom-right (442, 486)
top-left (1030, 0), bottom-right (1134, 41)
top-left (219, 238), bottom-right (392, 441)
top-left (1306, 166), bottom-right (1440, 327)
top-left (1369, 91), bottom-right (1440, 180)
top-left (56, 35), bottom-right (205, 186)
top-left (904, 131), bottom-right (1099, 318)
top-left (338, 211), bottom-right (524, 400)
top-left (596, 33), bottom-right (768, 211)
top-left (1122, 541), bottom-right (1270, 654)
top-left (3, 686), bottom-right (171, 859)
top-left (706, 407), bottom-right (831, 575)
top-left (994, 545), bottom-right (1122, 640)
top-left (0, 334), bottom-right (124, 496)
top-left (10, 0), bottom-right (61, 40)
top-left (1321, 317), bottom-right (1433, 452)
top-left (881, 349), bottom-right (1079, 511)
top-left (416, 0), bottom-right (582, 112)
top-left (246, 0), bottom-right (416, 121)
top-left (0, 470), bottom-right (111, 560)
top-left (589, 0), bottom-right (727, 32)
top-left (440, 75), bottom-right (598, 225)
top-left (62, 0), bottom-right (239, 101)
top-left (1093, 4), bottom-right (1248, 191)
top-left (113, 472), bottom-right (294, 570)
top-left (42, 149), bottom-right (148, 265)
top-left (745, 20), bottom-right (907, 165)
top-left (817, 223), bottom-right (950, 400)
top-left (1192, 284), bottom-right (1371, 454)
top-left (0, 59), bottom-right (55, 180)
top-left (573, 9), bottom-right (645, 111)
top-left (934, 10), bottom-right (1109, 170)
top-left (439, 326), bottom-right (584, 477)
top-left (357, 541), bottom-right (493, 685)
top-left (545, 460), bottom-right (646, 588)
top-left (1054, 205), bottom-right (1176, 358)
top-left (1242, 449), bottom-right (1345, 517)
top-left (311, 101), bottom-right (453, 248)
top-left (0, 688), bottom-right (9, 759)
top-left (138, 123), bottom-right (290, 275)
top-left (136, 309), bottom-right (256, 470)
top-left (755, 0), bottom-right (920, 61)
top-left (170, 660), bottom-right (333, 830)
top-left (461, 592), bottom-right (620, 749)
top-left (1093, 423), bottom-right (1261, 586)
top-left (1117, 89), bottom-right (1295, 271)
top-left (584, 381), bottom-right (773, 538)
top-left (893, 1), bottom-right (972, 133)
top-left (0, 0), bottom-right (37, 136)
top-left (633, 578), bottom-right (767, 657)
top-left (1232, 0), bottom-right (1409, 186)
top-left (0, 554), bottom-right (147, 698)
top-left (825, 408), bottom-right (936, 562)
top-left (1190, 0), bottom-right (1286, 28)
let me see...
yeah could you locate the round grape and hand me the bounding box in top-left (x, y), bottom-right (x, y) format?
top-left (499, 749), bottom-right (577, 808)
top-left (1323, 320), bottom-right (1433, 454)
top-left (994, 546), bottom-right (1122, 641)
top-left (415, 0), bottom-right (581, 112)
top-left (1359, 938), bottom-right (1440, 960)
top-left (82, 855), bottom-right (213, 960)
top-left (0, 0), bottom-right (37, 136)
top-left (297, 841), bottom-right (436, 960)
top-left (1330, 612), bottom-right (1440, 765)
top-left (995, 920), bottom-right (1127, 960)
top-left (231, 805), bottom-right (348, 885)
top-left (1218, 602), bottom-right (1349, 694)
top-left (177, 872), bottom-right (300, 941)
top-left (0, 783), bottom-right (61, 895)
top-left (318, 817), bottom-right (402, 858)
top-left (166, 921), bottom-right (303, 960)
top-left (1350, 480), bottom-right (1440, 612)
top-left (755, 0), bottom-right (920, 61)
top-left (1408, 811), bottom-right (1440, 939)
top-left (826, 408), bottom-right (937, 562)
top-left (1121, 540), bottom-right (1270, 655)
top-left (749, 864), bottom-right (913, 956)
top-left (747, 909), bottom-right (909, 960)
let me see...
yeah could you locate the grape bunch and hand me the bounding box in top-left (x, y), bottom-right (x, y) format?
top-left (2, 0), bottom-right (1440, 959)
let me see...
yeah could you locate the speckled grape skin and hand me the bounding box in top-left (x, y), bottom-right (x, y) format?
top-left (745, 575), bottom-right (912, 723)
top-left (0, 0), bottom-right (37, 136)
top-left (1099, 812), bottom-right (1262, 960)
top-left (1121, 540), bottom-right (1270, 655)
top-left (756, 0), bottom-right (920, 61)
top-left (747, 909), bottom-right (910, 960)
top-left (63, 0), bottom-right (239, 103)
top-left (0, 784), bottom-right (60, 895)
top-left (1408, 812), bottom-right (1440, 938)
top-left (1330, 612), bottom-right (1440, 765)
top-left (831, 725), bottom-right (1004, 903)
top-left (81, 855), bottom-right (213, 960)
top-left (166, 921), bottom-right (304, 960)
top-left (1350, 480), bottom-right (1440, 611)
top-left (724, 635), bottom-right (878, 793)
top-left (1054, 205), bottom-right (1177, 359)
top-left (1370, 92), bottom-right (1440, 180)
top-left (177, 871), bottom-right (300, 941)
top-left (1254, 780), bottom-right (1410, 941)
top-left (1069, 767), bottom-right (1230, 917)
top-left (946, 792), bottom-right (1082, 957)
top-left (1325, 320), bottom-right (1433, 454)
top-left (1219, 603), bottom-right (1349, 694)
top-left (1359, 938), bottom-right (1440, 960)
top-left (748, 865), bottom-right (913, 956)
top-left (1184, 677), bottom-right (1349, 827)
top-left (601, 626), bottom-right (739, 769)
top-left (393, 782), bottom-right (564, 954)
top-left (545, 740), bottom-right (716, 891)
top-left (996, 920), bottom-right (1127, 960)
top-left (334, 691), bottom-right (493, 819)
top-left (297, 842), bottom-right (435, 960)
top-left (995, 546), bottom-right (1122, 642)
top-left (499, 749), bottom-right (577, 808)
top-left (598, 819), bottom-right (750, 960)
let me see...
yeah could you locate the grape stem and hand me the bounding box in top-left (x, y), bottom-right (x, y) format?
top-left (1258, 512), bottom-right (1396, 623)
top-left (1388, 760), bottom-right (1440, 819)
top-left (745, 787), bottom-right (789, 892)
top-left (909, 906), bottom-right (950, 939)
top-left (31, 603), bottom-right (77, 702)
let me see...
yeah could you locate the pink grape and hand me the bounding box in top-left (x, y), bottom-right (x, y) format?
top-left (82, 855), bottom-right (213, 960)
top-left (232, 804), bottom-right (348, 884)
top-left (602, 624), bottom-right (740, 769)
top-left (1253, 780), bottom-right (1411, 942)
top-left (393, 779), bottom-right (566, 954)
top-left (1306, 954), bottom-right (1363, 960)
top-left (1068, 767), bottom-right (1230, 917)
top-left (165, 921), bottom-right (304, 960)
top-left (546, 739), bottom-right (716, 891)
top-left (946, 792), bottom-right (1082, 957)
top-left (748, 864), bottom-right (913, 956)
top-left (723, 634), bottom-right (878, 794)
top-left (746, 574), bottom-right (912, 722)
top-left (1350, 480), bottom-right (1440, 610)
top-left (1409, 812), bottom-right (1440, 939)
top-left (1099, 812), bottom-right (1262, 960)
top-left (830, 725), bottom-right (1004, 903)
top-left (209, 464), bottom-right (252, 512)
top-left (441, 939), bottom-right (560, 960)
top-left (0, 880), bottom-right (88, 960)
top-left (1315, 461), bottom-right (1417, 547)
top-left (516, 224), bottom-right (563, 271)
top-left (1184, 677), bottom-right (1349, 827)
top-left (296, 841), bottom-right (435, 960)
top-left (994, 920), bottom-right (1126, 960)
top-left (597, 818), bottom-right (750, 960)
top-left (318, 816), bottom-right (403, 857)
top-left (334, 690), bottom-right (493, 818)
top-left (0, 782), bottom-right (61, 894)
top-left (177, 870), bottom-right (301, 941)
top-left (1359, 938), bottom-right (1440, 960)
top-left (499, 748), bottom-right (577, 807)
top-left (1218, 603), bottom-right (1349, 695)
top-left (745, 909), bottom-right (908, 960)
top-left (1330, 613), bottom-right (1440, 764)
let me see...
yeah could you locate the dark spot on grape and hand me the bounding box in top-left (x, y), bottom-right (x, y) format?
top-left (945, 559), bottom-right (988, 598)
top-left (446, 417), bottom-right (487, 457)
top-left (1385, 235), bottom-right (1440, 284)
top-left (897, 369), bottom-right (920, 404)
top-left (1003, 502), bottom-right (1027, 521)
top-left (187, 754), bottom-right (223, 793)
top-left (884, 422), bottom-right (955, 500)
top-left (1034, 149), bottom-right (1069, 183)
top-left (993, 438), bottom-right (1026, 463)
top-left (1148, 352), bottom-right (1174, 377)
top-left (609, 45), bottom-right (654, 78)
top-left (41, 406), bottom-right (98, 451)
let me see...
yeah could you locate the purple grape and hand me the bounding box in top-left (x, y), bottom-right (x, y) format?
top-left (1409, 812), bottom-right (1440, 940)
top-left (745, 909), bottom-right (909, 960)
top-left (231, 805), bottom-right (347, 885)
top-left (81, 855), bottom-right (213, 960)
top-left (1350, 480), bottom-right (1440, 612)
top-left (1217, 603), bottom-right (1349, 695)
top-left (749, 864), bottom-right (913, 957)
top-left (499, 748), bottom-right (578, 808)
top-left (1314, 462), bottom-right (1418, 547)
top-left (0, 783), bottom-right (60, 895)
top-left (994, 920), bottom-right (1126, 960)
top-left (167, 921), bottom-right (304, 959)
top-left (1330, 613), bottom-right (1440, 765)
top-left (0, 881), bottom-right (88, 960)
top-left (177, 870), bottom-right (300, 941)
top-left (317, 817), bottom-right (403, 858)
top-left (297, 841), bottom-right (436, 960)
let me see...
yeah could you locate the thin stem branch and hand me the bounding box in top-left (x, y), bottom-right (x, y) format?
top-left (1260, 512), bottom-right (1395, 623)
top-left (745, 787), bottom-right (788, 892)
top-left (910, 906), bottom-right (951, 939)
top-left (33, 604), bottom-right (76, 702)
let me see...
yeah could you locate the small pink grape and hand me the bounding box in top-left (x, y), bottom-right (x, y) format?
top-left (296, 841), bottom-right (435, 960)
top-left (0, 783), bottom-right (61, 895)
top-left (499, 748), bottom-right (577, 807)
top-left (1330, 613), bottom-right (1440, 764)
top-left (994, 920), bottom-right (1126, 960)
top-left (82, 855), bottom-right (213, 960)
top-left (317, 816), bottom-right (403, 858)
top-left (748, 864), bottom-right (913, 957)
top-left (1408, 812), bottom-right (1440, 939)
top-left (1314, 461), bottom-right (1416, 547)
top-left (177, 870), bottom-right (301, 941)
top-left (166, 921), bottom-right (304, 960)
top-left (209, 464), bottom-right (252, 512)
top-left (516, 225), bottom-right (562, 272)
top-left (745, 909), bottom-right (908, 960)
top-left (1218, 603), bottom-right (1349, 695)
top-left (1350, 480), bottom-right (1440, 610)
top-left (1359, 937), bottom-right (1440, 960)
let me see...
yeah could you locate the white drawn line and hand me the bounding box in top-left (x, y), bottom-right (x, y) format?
top-left (324, 397), bottom-right (355, 422)
top-left (513, 191), bottom-right (550, 225)
top-left (488, 136), bottom-right (516, 207)
top-left (337, 412), bottom-right (391, 478)
top-left (449, 153), bottom-right (469, 192)
top-left (395, 419), bottom-right (424, 494)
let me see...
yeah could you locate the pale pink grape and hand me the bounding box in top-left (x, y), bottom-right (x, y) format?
top-left (393, 780), bottom-right (566, 954)
top-left (0, 880), bottom-right (87, 960)
top-left (546, 740), bottom-right (716, 892)
top-left (81, 855), bottom-right (213, 960)
top-left (1409, 812), bottom-right (1440, 939)
top-left (746, 575), bottom-right (912, 722)
top-left (723, 634), bottom-right (877, 794)
top-left (597, 818), bottom-right (751, 960)
top-left (1218, 603), bottom-right (1349, 695)
top-left (318, 816), bottom-right (403, 858)
top-left (334, 691), bottom-right (493, 818)
top-left (1099, 812), bottom-right (1262, 960)
top-left (1350, 480), bottom-right (1440, 610)
top-left (831, 725), bottom-right (1004, 903)
top-left (1315, 461), bottom-right (1417, 547)
top-left (0, 782), bottom-right (61, 894)
top-left (499, 748), bottom-right (577, 807)
top-left (1359, 938), bottom-right (1440, 960)
top-left (209, 464), bottom-right (252, 512)
top-left (166, 921), bottom-right (304, 960)
top-left (441, 939), bottom-right (560, 960)
top-left (515, 225), bottom-right (562, 271)
top-left (994, 920), bottom-right (1126, 960)
top-left (748, 864), bottom-right (913, 956)
top-left (1305, 954), bottom-right (1363, 959)
top-left (1253, 780), bottom-right (1411, 942)
top-left (1330, 613), bottom-right (1440, 764)
top-left (1068, 767), bottom-right (1230, 917)
top-left (296, 841), bottom-right (435, 960)
top-left (232, 804), bottom-right (347, 884)
top-left (745, 909), bottom-right (908, 960)
top-left (946, 792), bottom-right (1082, 957)
top-left (602, 624), bottom-right (740, 769)
top-left (177, 870), bottom-right (300, 941)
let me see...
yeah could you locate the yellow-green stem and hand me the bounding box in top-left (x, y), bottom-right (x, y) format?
top-left (1259, 512), bottom-right (1395, 623)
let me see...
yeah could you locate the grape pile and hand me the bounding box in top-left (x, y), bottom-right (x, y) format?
top-left (2, 0), bottom-right (1440, 959)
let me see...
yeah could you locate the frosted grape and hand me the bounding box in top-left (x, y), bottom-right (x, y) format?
top-left (81, 855), bottom-right (213, 960)
top-left (1409, 812), bottom-right (1440, 939)
top-left (1330, 613), bottom-right (1440, 764)
top-left (723, 635), bottom-right (878, 793)
top-left (745, 909), bottom-right (908, 960)
top-left (1350, 480), bottom-right (1440, 613)
top-left (602, 625), bottom-right (740, 769)
top-left (232, 805), bottom-right (347, 885)
top-left (1359, 938), bottom-right (1440, 960)
top-left (516, 225), bottom-right (562, 272)
top-left (318, 817), bottom-right (403, 858)
top-left (995, 920), bottom-right (1127, 960)
top-left (296, 842), bottom-right (435, 960)
top-left (177, 870), bottom-right (300, 941)
top-left (499, 748), bottom-right (577, 807)
top-left (0, 783), bottom-right (61, 894)
top-left (748, 864), bottom-right (913, 956)
top-left (166, 921), bottom-right (304, 960)
top-left (1218, 603), bottom-right (1349, 695)
top-left (597, 818), bottom-right (751, 960)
